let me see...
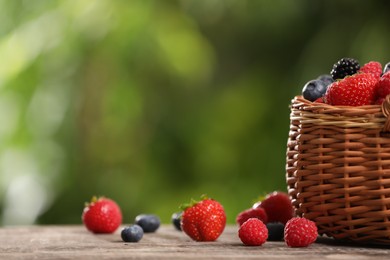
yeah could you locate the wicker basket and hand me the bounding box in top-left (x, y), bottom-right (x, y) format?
top-left (286, 95), bottom-right (390, 244)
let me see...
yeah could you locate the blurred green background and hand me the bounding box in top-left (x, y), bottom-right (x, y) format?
top-left (1, 0), bottom-right (389, 225)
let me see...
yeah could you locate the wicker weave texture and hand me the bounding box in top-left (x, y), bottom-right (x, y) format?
top-left (286, 96), bottom-right (390, 244)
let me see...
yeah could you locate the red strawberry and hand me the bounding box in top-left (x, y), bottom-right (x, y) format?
top-left (284, 217), bottom-right (318, 247)
top-left (375, 71), bottom-right (390, 103)
top-left (314, 97), bottom-right (325, 103)
top-left (238, 218), bottom-right (268, 246)
top-left (360, 61), bottom-right (382, 79)
top-left (324, 73), bottom-right (378, 106)
top-left (236, 207), bottom-right (268, 226)
top-left (82, 196), bottom-right (122, 234)
top-left (256, 191), bottom-right (293, 225)
top-left (180, 196), bottom-right (226, 241)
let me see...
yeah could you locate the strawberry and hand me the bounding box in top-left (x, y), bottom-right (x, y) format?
top-left (374, 71), bottom-right (390, 104)
top-left (180, 195), bottom-right (226, 241)
top-left (256, 191), bottom-right (293, 225)
top-left (284, 217), bottom-right (318, 247)
top-left (360, 61), bottom-right (382, 79)
top-left (238, 218), bottom-right (268, 246)
top-left (324, 73), bottom-right (378, 106)
top-left (314, 97), bottom-right (325, 103)
top-left (236, 207), bottom-right (268, 226)
top-left (82, 196), bottom-right (122, 234)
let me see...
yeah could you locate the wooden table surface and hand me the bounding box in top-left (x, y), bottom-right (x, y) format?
top-left (1, 225), bottom-right (390, 259)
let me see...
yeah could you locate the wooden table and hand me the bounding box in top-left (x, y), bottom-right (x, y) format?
top-left (1, 225), bottom-right (389, 259)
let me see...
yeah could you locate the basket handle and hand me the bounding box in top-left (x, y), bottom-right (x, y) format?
top-left (381, 95), bottom-right (390, 132)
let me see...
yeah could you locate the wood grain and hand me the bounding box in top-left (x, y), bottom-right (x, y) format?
top-left (0, 225), bottom-right (389, 259)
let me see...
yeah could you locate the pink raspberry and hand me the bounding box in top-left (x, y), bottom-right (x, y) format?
top-left (284, 217), bottom-right (318, 247)
top-left (360, 61), bottom-right (382, 79)
top-left (238, 218), bottom-right (268, 246)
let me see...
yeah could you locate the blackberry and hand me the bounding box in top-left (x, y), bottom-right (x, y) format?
top-left (121, 225), bottom-right (144, 242)
top-left (302, 79), bottom-right (328, 102)
top-left (330, 57), bottom-right (360, 80)
top-left (135, 214), bottom-right (161, 233)
top-left (266, 222), bottom-right (284, 241)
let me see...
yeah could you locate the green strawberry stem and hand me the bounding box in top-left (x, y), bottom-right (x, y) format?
top-left (85, 195), bottom-right (102, 207)
top-left (180, 194), bottom-right (209, 211)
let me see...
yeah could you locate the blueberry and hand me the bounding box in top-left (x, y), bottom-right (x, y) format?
top-left (135, 214), bottom-right (160, 233)
top-left (171, 212), bottom-right (182, 231)
top-left (317, 74), bottom-right (334, 86)
top-left (383, 62), bottom-right (390, 75)
top-left (302, 79), bottom-right (328, 102)
top-left (266, 222), bottom-right (284, 241)
top-left (121, 225), bottom-right (144, 242)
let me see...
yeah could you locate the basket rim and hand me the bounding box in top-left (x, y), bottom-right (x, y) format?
top-left (291, 96), bottom-right (390, 131)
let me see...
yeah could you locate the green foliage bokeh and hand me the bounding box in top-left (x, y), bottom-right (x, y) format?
top-left (0, 0), bottom-right (390, 225)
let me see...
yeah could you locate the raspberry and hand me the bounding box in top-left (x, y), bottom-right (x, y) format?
top-left (330, 57), bottom-right (360, 80)
top-left (375, 71), bottom-right (390, 104)
top-left (325, 73), bottom-right (378, 106)
top-left (236, 207), bottom-right (268, 226)
top-left (360, 61), bottom-right (382, 79)
top-left (284, 217), bottom-right (318, 247)
top-left (238, 218), bottom-right (268, 246)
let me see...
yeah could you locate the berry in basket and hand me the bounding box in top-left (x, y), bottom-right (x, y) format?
top-left (375, 71), bottom-right (390, 104)
top-left (383, 61), bottom-right (390, 74)
top-left (302, 79), bottom-right (329, 102)
top-left (301, 58), bottom-right (390, 106)
top-left (360, 61), bottom-right (382, 79)
top-left (302, 74), bottom-right (334, 102)
top-left (325, 73), bottom-right (377, 106)
top-left (330, 57), bottom-right (360, 80)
